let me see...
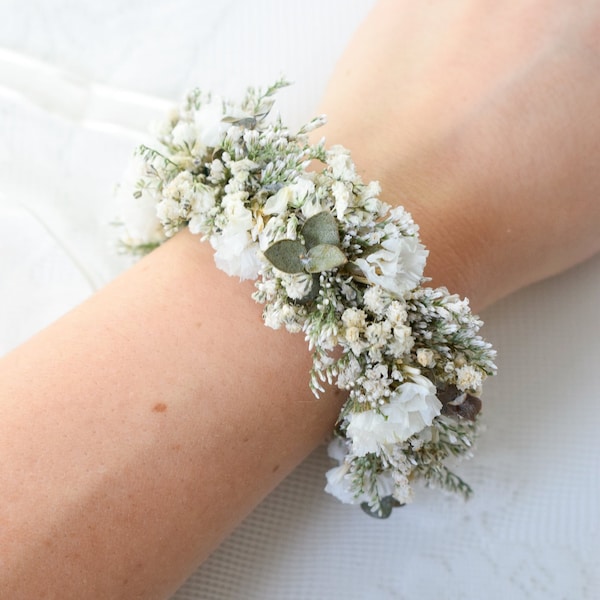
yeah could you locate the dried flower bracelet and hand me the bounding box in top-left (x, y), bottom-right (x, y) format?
top-left (116, 81), bottom-right (496, 518)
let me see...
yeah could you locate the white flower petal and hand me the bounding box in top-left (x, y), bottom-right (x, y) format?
top-left (346, 375), bottom-right (441, 456)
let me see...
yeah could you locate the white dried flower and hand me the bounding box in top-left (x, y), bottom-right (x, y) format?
top-left (365, 321), bottom-right (391, 349)
top-left (208, 159), bottom-right (225, 183)
top-left (346, 375), bottom-right (441, 456)
top-left (337, 356), bottom-right (362, 389)
top-left (171, 120), bottom-right (197, 148)
top-left (355, 235), bottom-right (428, 296)
top-left (327, 145), bottom-right (356, 180)
top-left (281, 272), bottom-right (314, 300)
top-left (416, 348), bottom-right (435, 368)
top-left (156, 198), bottom-right (184, 235)
top-left (363, 285), bottom-right (387, 315)
top-left (332, 180), bottom-right (352, 219)
top-left (341, 308), bottom-right (367, 329)
top-left (386, 300), bottom-right (408, 327)
top-left (290, 177), bottom-right (315, 206)
top-left (389, 325), bottom-right (414, 358)
top-left (392, 472), bottom-right (414, 505)
top-left (263, 302), bottom-right (284, 329)
top-left (263, 186), bottom-right (293, 216)
top-left (456, 365), bottom-right (484, 392)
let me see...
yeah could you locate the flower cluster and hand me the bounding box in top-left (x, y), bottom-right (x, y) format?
top-left (116, 80), bottom-right (496, 518)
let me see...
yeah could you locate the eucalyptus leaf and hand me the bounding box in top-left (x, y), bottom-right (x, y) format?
top-left (360, 496), bottom-right (404, 519)
top-left (302, 211), bottom-right (340, 249)
top-left (221, 116), bottom-right (257, 129)
top-left (264, 239), bottom-right (306, 273)
top-left (305, 244), bottom-right (347, 273)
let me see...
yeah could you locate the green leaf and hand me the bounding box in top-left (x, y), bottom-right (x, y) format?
top-left (305, 244), bottom-right (347, 273)
top-left (264, 240), bottom-right (306, 273)
top-left (302, 211), bottom-right (340, 249)
top-left (221, 116), bottom-right (257, 129)
top-left (360, 496), bottom-right (404, 519)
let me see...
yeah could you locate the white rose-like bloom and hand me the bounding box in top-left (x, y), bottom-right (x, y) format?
top-left (211, 192), bottom-right (260, 279)
top-left (211, 230), bottom-right (261, 280)
top-left (346, 411), bottom-right (387, 455)
top-left (221, 192), bottom-right (253, 231)
top-left (346, 374), bottom-right (441, 456)
top-left (354, 235), bottom-right (428, 297)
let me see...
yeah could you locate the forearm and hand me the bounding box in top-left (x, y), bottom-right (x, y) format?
top-left (0, 231), bottom-right (344, 599)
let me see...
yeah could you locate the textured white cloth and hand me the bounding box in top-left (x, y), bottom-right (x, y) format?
top-left (1, 2), bottom-right (598, 598)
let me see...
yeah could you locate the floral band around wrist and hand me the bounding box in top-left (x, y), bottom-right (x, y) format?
top-left (116, 80), bottom-right (496, 518)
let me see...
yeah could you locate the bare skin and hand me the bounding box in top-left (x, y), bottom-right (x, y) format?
top-left (1, 1), bottom-right (599, 598)
top-left (0, 234), bottom-right (346, 598)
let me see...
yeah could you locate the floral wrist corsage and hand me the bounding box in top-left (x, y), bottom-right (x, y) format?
top-left (116, 80), bottom-right (496, 518)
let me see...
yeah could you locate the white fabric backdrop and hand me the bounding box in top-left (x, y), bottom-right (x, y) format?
top-left (1, 1), bottom-right (598, 598)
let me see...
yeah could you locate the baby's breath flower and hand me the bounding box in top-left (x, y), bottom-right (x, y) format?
top-left (342, 308), bottom-right (367, 329)
top-left (387, 300), bottom-right (408, 327)
top-left (363, 285), bottom-right (388, 315)
top-left (416, 348), bottom-right (435, 368)
top-left (388, 324), bottom-right (414, 358)
top-left (456, 364), bottom-right (484, 392)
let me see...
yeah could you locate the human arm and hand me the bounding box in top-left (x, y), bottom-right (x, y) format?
top-left (1, 0), bottom-right (600, 598)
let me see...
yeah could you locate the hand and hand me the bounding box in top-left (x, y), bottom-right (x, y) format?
top-left (317, 0), bottom-right (600, 310)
